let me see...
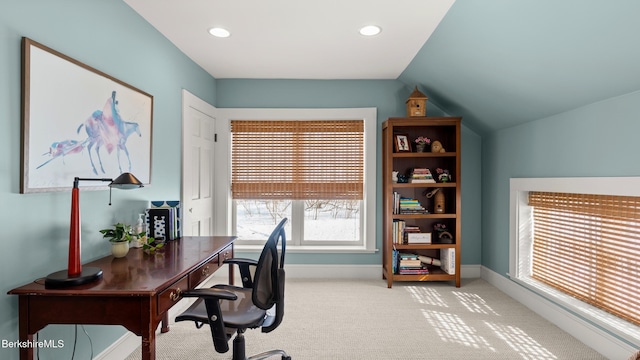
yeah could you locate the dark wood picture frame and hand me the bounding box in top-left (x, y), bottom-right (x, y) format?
top-left (394, 133), bottom-right (411, 152)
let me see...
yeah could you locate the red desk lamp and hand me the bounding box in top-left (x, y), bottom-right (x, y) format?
top-left (44, 172), bottom-right (144, 288)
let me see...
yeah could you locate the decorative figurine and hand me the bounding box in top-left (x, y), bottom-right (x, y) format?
top-left (432, 222), bottom-right (453, 244)
top-left (436, 168), bottom-right (451, 182)
top-left (431, 140), bottom-right (445, 153)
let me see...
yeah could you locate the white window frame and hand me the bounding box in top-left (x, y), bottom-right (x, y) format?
top-left (509, 177), bottom-right (640, 346)
top-left (216, 108), bottom-right (377, 253)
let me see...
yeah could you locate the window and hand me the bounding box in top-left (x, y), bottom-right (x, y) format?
top-left (510, 177), bottom-right (640, 345)
top-left (528, 191), bottom-right (640, 326)
top-left (232, 119), bottom-right (363, 246)
top-left (222, 108), bottom-right (376, 251)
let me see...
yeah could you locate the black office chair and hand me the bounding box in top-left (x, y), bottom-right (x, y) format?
top-left (176, 218), bottom-right (290, 360)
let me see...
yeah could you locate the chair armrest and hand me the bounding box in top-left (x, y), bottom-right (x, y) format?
top-left (224, 258), bottom-right (258, 288)
top-left (180, 288), bottom-right (235, 353)
top-left (182, 288), bottom-right (238, 301)
top-left (224, 257), bottom-right (258, 266)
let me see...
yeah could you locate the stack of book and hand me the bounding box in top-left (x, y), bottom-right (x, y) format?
top-left (392, 192), bottom-right (429, 215)
top-left (410, 168), bottom-right (435, 183)
top-left (399, 197), bottom-right (428, 214)
top-left (397, 253), bottom-right (430, 275)
top-left (403, 225), bottom-right (421, 243)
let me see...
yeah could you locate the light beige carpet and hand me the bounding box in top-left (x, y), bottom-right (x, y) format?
top-left (126, 278), bottom-right (606, 360)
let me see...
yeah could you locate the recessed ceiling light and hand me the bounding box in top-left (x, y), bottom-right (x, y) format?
top-left (359, 25), bottom-right (381, 36)
top-left (208, 27), bottom-right (230, 38)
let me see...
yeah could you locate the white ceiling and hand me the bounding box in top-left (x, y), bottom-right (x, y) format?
top-left (123, 0), bottom-right (455, 80)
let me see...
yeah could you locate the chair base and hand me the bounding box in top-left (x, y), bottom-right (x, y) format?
top-left (233, 331), bottom-right (290, 360)
top-left (248, 349), bottom-right (291, 360)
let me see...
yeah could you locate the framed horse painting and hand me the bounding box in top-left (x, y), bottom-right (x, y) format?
top-left (20, 37), bottom-right (153, 193)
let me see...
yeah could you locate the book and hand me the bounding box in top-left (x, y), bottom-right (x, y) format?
top-left (147, 208), bottom-right (175, 241)
top-left (398, 267), bottom-right (430, 275)
top-left (440, 248), bottom-right (456, 275)
top-left (149, 200), bottom-right (182, 239)
top-left (399, 259), bottom-right (421, 267)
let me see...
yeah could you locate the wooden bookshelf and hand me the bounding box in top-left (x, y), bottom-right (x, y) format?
top-left (382, 117), bottom-right (461, 288)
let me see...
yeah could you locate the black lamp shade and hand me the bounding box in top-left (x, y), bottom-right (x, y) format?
top-left (110, 172), bottom-right (144, 189)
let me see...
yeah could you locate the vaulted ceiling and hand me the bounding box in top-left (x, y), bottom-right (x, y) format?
top-left (399, 1), bottom-right (640, 134)
top-left (124, 0), bottom-right (640, 135)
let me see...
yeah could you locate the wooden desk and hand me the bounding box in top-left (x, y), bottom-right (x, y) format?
top-left (8, 236), bottom-right (235, 360)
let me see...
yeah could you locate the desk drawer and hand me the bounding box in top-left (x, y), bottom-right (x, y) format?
top-left (157, 275), bottom-right (189, 315)
top-left (189, 255), bottom-right (220, 288)
top-left (219, 244), bottom-right (233, 265)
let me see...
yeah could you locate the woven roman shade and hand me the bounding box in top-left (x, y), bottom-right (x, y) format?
top-left (231, 120), bottom-right (364, 200)
top-left (529, 191), bottom-right (640, 326)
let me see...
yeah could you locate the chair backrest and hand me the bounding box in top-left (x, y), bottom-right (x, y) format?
top-left (252, 217), bottom-right (287, 332)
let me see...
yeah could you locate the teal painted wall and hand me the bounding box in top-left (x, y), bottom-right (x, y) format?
top-left (0, 1), bottom-right (216, 358)
top-left (482, 90), bottom-right (640, 276)
top-left (217, 79), bottom-right (483, 266)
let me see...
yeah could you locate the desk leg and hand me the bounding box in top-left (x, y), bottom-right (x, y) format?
top-left (141, 331), bottom-right (156, 360)
top-left (17, 296), bottom-right (34, 360)
top-left (161, 312), bottom-right (169, 333)
top-left (140, 303), bottom-right (156, 360)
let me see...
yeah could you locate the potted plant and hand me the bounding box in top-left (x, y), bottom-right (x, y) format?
top-left (414, 136), bottom-right (431, 152)
top-left (100, 223), bottom-right (142, 258)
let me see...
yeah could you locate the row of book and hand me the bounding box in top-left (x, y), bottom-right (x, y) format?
top-left (392, 220), bottom-right (431, 244)
top-left (392, 192), bottom-right (429, 214)
top-left (146, 200), bottom-right (181, 241)
top-left (391, 248), bottom-right (456, 275)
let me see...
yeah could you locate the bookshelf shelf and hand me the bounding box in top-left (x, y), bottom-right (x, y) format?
top-left (392, 214), bottom-right (457, 220)
top-left (394, 243), bottom-right (456, 250)
top-left (392, 152), bottom-right (457, 158)
top-left (392, 182), bottom-right (457, 188)
top-left (382, 117), bottom-right (461, 288)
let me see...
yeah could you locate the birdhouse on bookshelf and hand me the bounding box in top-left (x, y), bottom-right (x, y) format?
top-left (406, 86), bottom-right (428, 117)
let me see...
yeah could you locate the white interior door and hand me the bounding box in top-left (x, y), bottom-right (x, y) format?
top-left (182, 90), bottom-right (216, 236)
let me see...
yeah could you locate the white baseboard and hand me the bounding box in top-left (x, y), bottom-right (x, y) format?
top-left (211, 263), bottom-right (482, 280)
top-left (94, 331), bottom-right (139, 360)
top-left (481, 266), bottom-right (637, 360)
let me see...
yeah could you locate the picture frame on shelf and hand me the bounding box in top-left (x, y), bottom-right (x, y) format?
top-left (394, 133), bottom-right (411, 152)
top-left (20, 37), bottom-right (153, 193)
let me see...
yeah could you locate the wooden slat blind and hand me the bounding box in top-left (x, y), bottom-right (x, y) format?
top-left (529, 191), bottom-right (640, 326)
top-left (231, 120), bottom-right (364, 200)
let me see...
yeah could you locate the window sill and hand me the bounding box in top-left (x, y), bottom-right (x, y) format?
top-left (234, 244), bottom-right (378, 254)
top-left (511, 275), bottom-right (640, 346)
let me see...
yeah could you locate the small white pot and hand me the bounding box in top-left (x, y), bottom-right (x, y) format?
top-left (111, 241), bottom-right (130, 258)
